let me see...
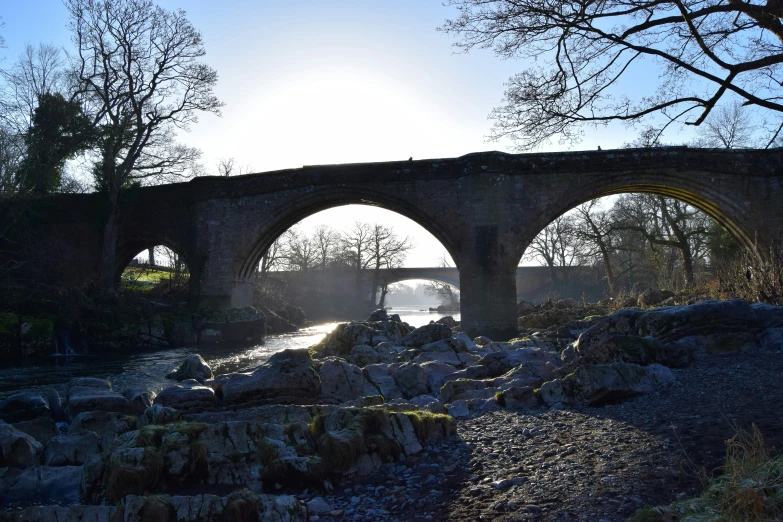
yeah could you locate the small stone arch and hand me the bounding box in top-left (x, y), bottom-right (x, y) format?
top-left (114, 236), bottom-right (192, 287)
top-left (235, 187), bottom-right (461, 281)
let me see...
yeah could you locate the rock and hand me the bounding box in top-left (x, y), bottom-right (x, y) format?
top-left (65, 378), bottom-right (133, 420)
top-left (420, 361), bottom-right (458, 393)
top-left (501, 386), bottom-right (539, 409)
top-left (436, 316), bottom-right (458, 327)
top-left (473, 336), bottom-right (491, 346)
top-left (574, 334), bottom-right (666, 366)
top-left (517, 301), bottom-right (535, 315)
top-left (154, 381), bottom-right (216, 411)
top-left (557, 298), bottom-right (578, 309)
top-left (440, 379), bottom-right (488, 403)
top-left (539, 362), bottom-right (675, 406)
top-left (0, 392), bottom-right (51, 423)
top-left (199, 306), bottom-right (266, 344)
top-left (166, 354), bottom-right (213, 384)
top-left (307, 496), bottom-right (333, 515)
top-left (123, 385), bottom-right (156, 414)
top-left (138, 403), bottom-right (181, 427)
top-left (367, 309), bottom-right (388, 322)
top-left (318, 358), bottom-right (366, 403)
top-left (457, 347), bottom-right (560, 381)
top-left (285, 305), bottom-right (307, 326)
top-left (220, 349), bottom-right (321, 406)
top-left (12, 417), bottom-right (60, 444)
top-left (364, 364), bottom-right (403, 400)
top-left (312, 322), bottom-right (377, 357)
top-left (446, 400), bottom-right (470, 419)
top-left (346, 344), bottom-right (397, 367)
top-left (13, 505), bottom-right (117, 522)
top-left (68, 410), bottom-right (137, 441)
top-left (758, 327), bottom-right (783, 350)
top-left (44, 432), bottom-right (99, 466)
top-left (752, 302), bottom-right (783, 328)
top-left (400, 323), bottom-right (453, 347)
top-left (637, 288), bottom-right (675, 307)
top-left (408, 395), bottom-right (448, 414)
top-left (394, 363), bottom-right (430, 399)
top-left (0, 422), bottom-right (43, 468)
top-left (41, 388), bottom-right (65, 422)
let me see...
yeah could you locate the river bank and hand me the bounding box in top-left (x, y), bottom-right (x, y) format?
top-left (1, 299), bottom-right (781, 521)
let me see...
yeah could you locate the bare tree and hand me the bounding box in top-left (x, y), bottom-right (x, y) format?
top-left (612, 195), bottom-right (709, 288)
top-left (694, 101), bottom-right (756, 148)
top-left (441, 0), bottom-right (783, 150)
top-left (66, 0), bottom-right (223, 294)
top-left (312, 224), bottom-right (339, 270)
top-left (283, 227), bottom-right (319, 272)
top-left (424, 254), bottom-right (460, 307)
top-left (216, 156), bottom-right (253, 177)
top-left (366, 223), bottom-right (412, 307)
top-left (573, 201), bottom-right (618, 296)
top-left (523, 214), bottom-right (586, 285)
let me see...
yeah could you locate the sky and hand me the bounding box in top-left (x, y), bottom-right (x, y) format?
top-left (1, 1), bottom-right (659, 267)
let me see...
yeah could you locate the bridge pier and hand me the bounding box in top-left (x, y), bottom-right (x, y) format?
top-left (457, 225), bottom-right (519, 341)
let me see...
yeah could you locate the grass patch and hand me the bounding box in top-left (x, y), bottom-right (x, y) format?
top-left (137, 422), bottom-right (209, 448)
top-left (404, 411), bottom-right (457, 439)
top-left (139, 494), bottom-right (171, 522)
top-left (221, 489), bottom-right (259, 522)
top-left (106, 448), bottom-right (164, 503)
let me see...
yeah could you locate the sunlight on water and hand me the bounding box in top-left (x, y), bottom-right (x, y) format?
top-left (0, 308), bottom-right (458, 400)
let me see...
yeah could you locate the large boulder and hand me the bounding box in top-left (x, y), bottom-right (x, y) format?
top-left (154, 380), bottom-right (216, 412)
top-left (198, 306), bottom-right (266, 344)
top-left (363, 364), bottom-right (403, 400)
top-left (312, 322), bottom-right (377, 357)
top-left (0, 422), bottom-right (43, 468)
top-left (65, 378), bottom-right (133, 420)
top-left (318, 358), bottom-right (366, 403)
top-left (220, 349), bottom-right (321, 406)
top-left (400, 323), bottom-right (453, 347)
top-left (574, 334), bottom-right (667, 366)
top-left (123, 386), bottom-right (156, 415)
top-left (420, 361), bottom-right (458, 393)
top-left (166, 354), bottom-right (214, 384)
top-left (539, 362), bottom-right (675, 406)
top-left (752, 303), bottom-right (783, 329)
top-left (138, 403), bottom-right (181, 427)
top-left (44, 432), bottom-right (100, 466)
top-left (637, 288), bottom-right (675, 307)
top-left (11, 417), bottom-right (60, 445)
top-left (394, 363), bottom-right (429, 399)
top-left (0, 392), bottom-right (51, 423)
top-left (346, 344), bottom-right (398, 367)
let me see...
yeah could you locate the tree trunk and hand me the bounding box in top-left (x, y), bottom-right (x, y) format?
top-left (148, 247), bottom-right (155, 267)
top-left (600, 245), bottom-right (617, 296)
top-left (370, 262), bottom-right (381, 308)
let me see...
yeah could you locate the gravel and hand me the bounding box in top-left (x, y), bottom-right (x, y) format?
top-left (297, 343), bottom-right (783, 521)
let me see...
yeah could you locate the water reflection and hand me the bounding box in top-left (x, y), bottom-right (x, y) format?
top-left (0, 307), bottom-right (458, 400)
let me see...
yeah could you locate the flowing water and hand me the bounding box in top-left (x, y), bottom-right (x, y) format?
top-left (0, 307), bottom-right (459, 400)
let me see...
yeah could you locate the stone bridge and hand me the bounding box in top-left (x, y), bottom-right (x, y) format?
top-left (4, 147), bottom-right (783, 339)
top-left (271, 266), bottom-right (593, 303)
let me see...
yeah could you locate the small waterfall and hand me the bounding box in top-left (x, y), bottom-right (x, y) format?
top-left (54, 328), bottom-right (79, 356)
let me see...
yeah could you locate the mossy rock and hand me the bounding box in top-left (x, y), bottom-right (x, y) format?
top-left (0, 313), bottom-right (19, 335)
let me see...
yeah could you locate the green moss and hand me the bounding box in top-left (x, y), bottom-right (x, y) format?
top-left (308, 414), bottom-right (326, 438)
top-left (137, 421), bottom-right (208, 448)
top-left (19, 316), bottom-right (53, 338)
top-left (404, 411), bottom-right (457, 439)
top-left (0, 313), bottom-right (19, 335)
top-left (495, 391), bottom-right (506, 407)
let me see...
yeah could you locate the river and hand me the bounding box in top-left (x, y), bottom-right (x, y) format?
top-left (0, 306), bottom-right (458, 400)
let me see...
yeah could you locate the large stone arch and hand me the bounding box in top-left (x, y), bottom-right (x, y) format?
top-left (233, 187), bottom-right (461, 281)
top-left (512, 171), bottom-right (761, 267)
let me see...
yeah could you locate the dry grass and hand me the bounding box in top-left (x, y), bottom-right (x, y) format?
top-left (221, 489), bottom-right (259, 522)
top-left (630, 425), bottom-right (783, 522)
top-left (404, 411), bottom-right (457, 439)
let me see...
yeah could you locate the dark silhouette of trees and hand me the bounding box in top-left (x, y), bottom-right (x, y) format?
top-left (441, 0), bottom-right (783, 150)
top-left (65, 0), bottom-right (223, 294)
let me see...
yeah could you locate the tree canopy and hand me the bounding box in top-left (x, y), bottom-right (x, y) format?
top-left (441, 0), bottom-right (783, 149)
